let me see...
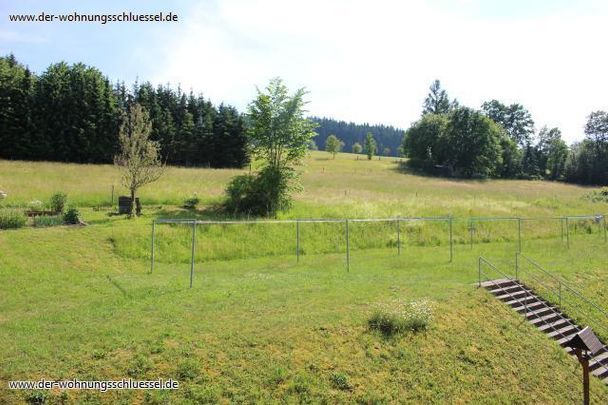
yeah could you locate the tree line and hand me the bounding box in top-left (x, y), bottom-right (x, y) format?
top-left (0, 54), bottom-right (248, 168)
top-left (311, 117), bottom-right (404, 157)
top-left (402, 80), bottom-right (608, 185)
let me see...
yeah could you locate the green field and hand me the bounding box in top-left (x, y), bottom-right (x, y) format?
top-left (1, 152), bottom-right (608, 403)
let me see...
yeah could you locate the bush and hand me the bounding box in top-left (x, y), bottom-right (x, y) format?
top-left (63, 207), bottom-right (81, 224)
top-left (50, 192), bottom-right (67, 213)
top-left (33, 215), bottom-right (64, 228)
top-left (330, 372), bottom-right (352, 391)
top-left (27, 200), bottom-right (44, 211)
top-left (183, 194), bottom-right (200, 210)
top-left (368, 299), bottom-right (433, 337)
top-left (176, 359), bottom-right (200, 380)
top-left (585, 187), bottom-right (608, 203)
top-left (0, 209), bottom-right (27, 229)
top-left (224, 166), bottom-right (294, 217)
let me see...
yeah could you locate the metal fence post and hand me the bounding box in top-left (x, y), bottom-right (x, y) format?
top-left (478, 257), bottom-right (481, 287)
top-left (565, 217), bottom-right (570, 249)
top-left (515, 252), bottom-right (519, 280)
top-left (296, 220), bottom-right (300, 263)
top-left (396, 217), bottom-right (401, 256)
top-left (558, 282), bottom-right (562, 307)
top-left (517, 218), bottom-right (522, 253)
top-left (469, 219), bottom-right (474, 250)
top-left (150, 220), bottom-right (156, 274)
top-left (345, 219), bottom-right (350, 272)
top-left (190, 220), bottom-right (196, 288)
top-left (449, 217), bottom-right (453, 263)
top-left (560, 217), bottom-right (564, 242)
top-left (603, 215), bottom-right (607, 243)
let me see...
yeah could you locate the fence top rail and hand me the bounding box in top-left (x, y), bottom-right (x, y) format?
top-left (154, 216), bottom-right (452, 225)
top-left (154, 213), bottom-right (607, 226)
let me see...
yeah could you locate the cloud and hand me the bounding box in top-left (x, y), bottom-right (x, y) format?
top-left (154, 0), bottom-right (608, 142)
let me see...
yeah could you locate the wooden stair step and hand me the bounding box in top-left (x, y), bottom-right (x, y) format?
top-left (538, 318), bottom-right (572, 333)
top-left (480, 278), bottom-right (518, 289)
top-left (547, 324), bottom-right (580, 339)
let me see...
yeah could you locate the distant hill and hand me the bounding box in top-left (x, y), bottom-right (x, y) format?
top-left (310, 117), bottom-right (406, 156)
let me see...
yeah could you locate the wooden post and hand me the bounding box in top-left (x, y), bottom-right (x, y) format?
top-left (575, 348), bottom-right (590, 405)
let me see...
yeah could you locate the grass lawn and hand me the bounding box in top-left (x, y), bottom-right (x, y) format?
top-left (1, 154), bottom-right (608, 403)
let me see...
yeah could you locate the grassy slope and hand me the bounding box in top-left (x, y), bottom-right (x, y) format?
top-left (1, 153), bottom-right (608, 403)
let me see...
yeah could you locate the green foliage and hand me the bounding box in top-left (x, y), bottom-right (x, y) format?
top-left (566, 111), bottom-right (608, 185)
top-left (329, 372), bottom-right (352, 391)
top-left (446, 107), bottom-right (503, 178)
top-left (246, 77), bottom-right (317, 169)
top-left (311, 116), bottom-right (404, 158)
top-left (224, 166), bottom-right (294, 217)
top-left (27, 200), bottom-right (44, 211)
top-left (114, 103), bottom-right (165, 216)
top-left (422, 80), bottom-right (454, 115)
top-left (402, 113), bottom-right (449, 169)
top-left (368, 300), bottom-right (433, 337)
top-left (176, 359), bottom-right (200, 380)
top-left (352, 142), bottom-right (362, 154)
top-left (0, 54), bottom-right (248, 168)
top-left (364, 132), bottom-right (377, 160)
top-left (24, 390), bottom-right (49, 405)
top-left (225, 78), bottom-right (314, 216)
top-left (183, 194), bottom-right (200, 210)
top-left (33, 215), bottom-right (64, 228)
top-left (0, 209), bottom-right (26, 229)
top-left (482, 99), bottom-right (535, 147)
top-left (50, 192), bottom-right (67, 213)
top-left (127, 354), bottom-right (154, 377)
top-left (324, 134), bottom-right (344, 158)
top-left (63, 206), bottom-right (81, 224)
top-left (584, 187), bottom-right (608, 203)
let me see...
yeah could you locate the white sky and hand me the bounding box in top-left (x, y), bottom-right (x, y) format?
top-left (154, 0), bottom-right (608, 143)
top-left (3, 0), bottom-right (608, 143)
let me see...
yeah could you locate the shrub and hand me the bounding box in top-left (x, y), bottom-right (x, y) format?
top-left (330, 372), bottom-right (352, 391)
top-left (27, 200), bottom-right (44, 211)
top-left (33, 215), bottom-right (64, 228)
top-left (183, 194), bottom-right (200, 210)
top-left (50, 192), bottom-right (67, 213)
top-left (176, 359), bottom-right (200, 380)
top-left (368, 299), bottom-right (433, 337)
top-left (127, 354), bottom-right (153, 377)
top-left (63, 207), bottom-right (81, 224)
top-left (224, 166), bottom-right (294, 217)
top-left (0, 209), bottom-right (27, 229)
top-left (585, 187), bottom-right (608, 203)
top-left (0, 190), bottom-right (6, 200)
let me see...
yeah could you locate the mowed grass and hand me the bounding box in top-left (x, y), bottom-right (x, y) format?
top-left (1, 154), bottom-right (608, 403)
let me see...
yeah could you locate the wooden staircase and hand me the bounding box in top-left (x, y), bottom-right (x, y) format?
top-left (480, 278), bottom-right (608, 384)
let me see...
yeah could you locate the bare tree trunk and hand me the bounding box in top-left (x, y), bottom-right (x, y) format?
top-left (129, 188), bottom-right (136, 217)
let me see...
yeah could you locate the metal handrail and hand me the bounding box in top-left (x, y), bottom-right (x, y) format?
top-left (516, 254), bottom-right (608, 374)
top-left (478, 257), bottom-right (576, 342)
top-left (517, 253), bottom-right (608, 321)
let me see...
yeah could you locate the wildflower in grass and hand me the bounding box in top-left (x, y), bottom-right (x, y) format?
top-left (368, 299), bottom-right (433, 336)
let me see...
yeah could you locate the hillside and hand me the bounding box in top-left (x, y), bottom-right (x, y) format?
top-left (1, 154), bottom-right (608, 403)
